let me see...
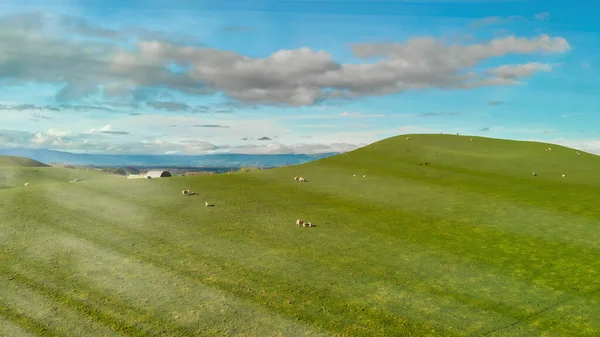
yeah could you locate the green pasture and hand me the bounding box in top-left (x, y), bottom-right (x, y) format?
top-left (1, 134), bottom-right (600, 336)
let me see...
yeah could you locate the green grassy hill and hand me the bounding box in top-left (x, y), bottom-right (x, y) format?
top-left (2, 134), bottom-right (600, 336)
top-left (0, 155), bottom-right (118, 190)
top-left (0, 155), bottom-right (50, 168)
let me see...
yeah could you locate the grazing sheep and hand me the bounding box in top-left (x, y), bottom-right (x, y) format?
top-left (353, 174), bottom-right (356, 177)
top-left (562, 174), bottom-right (566, 178)
top-left (532, 172), bottom-right (537, 176)
top-left (182, 190), bottom-right (190, 196)
top-left (296, 219), bottom-right (304, 226)
top-left (406, 137), bottom-right (411, 140)
top-left (363, 175), bottom-right (366, 178)
top-left (24, 182), bottom-right (30, 187)
top-left (576, 151), bottom-right (581, 155)
top-left (469, 138), bottom-right (473, 142)
top-left (298, 177), bottom-right (306, 182)
top-left (548, 147), bottom-right (552, 151)
top-left (305, 222), bottom-right (313, 227)
top-left (205, 201), bottom-right (215, 207)
top-left (294, 176), bottom-right (299, 181)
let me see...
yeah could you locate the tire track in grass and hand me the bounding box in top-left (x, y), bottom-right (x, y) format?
top-left (0, 273), bottom-right (127, 337)
top-left (1, 263), bottom-right (213, 337)
top-left (35, 202), bottom-right (541, 337)
top-left (0, 300), bottom-right (61, 337)
top-left (0, 315), bottom-right (37, 337)
top-left (24, 205), bottom-right (449, 337)
top-left (10, 227), bottom-right (331, 337)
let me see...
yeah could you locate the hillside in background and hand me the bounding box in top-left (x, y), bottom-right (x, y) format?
top-left (2, 134), bottom-right (600, 336)
top-left (0, 155), bottom-right (50, 167)
top-left (0, 147), bottom-right (339, 167)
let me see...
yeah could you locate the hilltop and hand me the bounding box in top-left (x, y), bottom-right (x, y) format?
top-left (2, 134), bottom-right (600, 336)
top-left (0, 155), bottom-right (50, 167)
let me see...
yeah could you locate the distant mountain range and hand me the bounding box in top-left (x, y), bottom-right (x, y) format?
top-left (0, 148), bottom-right (340, 168)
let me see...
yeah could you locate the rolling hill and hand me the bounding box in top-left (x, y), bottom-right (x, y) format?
top-left (0, 155), bottom-right (50, 168)
top-left (1, 134), bottom-right (600, 336)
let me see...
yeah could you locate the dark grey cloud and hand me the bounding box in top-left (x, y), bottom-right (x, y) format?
top-left (193, 124), bottom-right (229, 128)
top-left (488, 101), bottom-right (504, 106)
top-left (0, 12), bottom-right (570, 108)
top-left (190, 105), bottom-right (210, 113)
top-left (256, 136), bottom-right (272, 141)
top-left (213, 108), bottom-right (234, 114)
top-left (478, 127), bottom-right (491, 132)
top-left (146, 101), bottom-right (190, 111)
top-left (30, 112), bottom-right (52, 119)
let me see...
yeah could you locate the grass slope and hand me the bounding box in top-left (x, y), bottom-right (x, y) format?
top-left (2, 134), bottom-right (600, 336)
top-left (0, 155), bottom-right (50, 168)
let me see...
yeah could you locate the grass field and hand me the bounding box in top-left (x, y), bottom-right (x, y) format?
top-left (2, 133), bottom-right (600, 336)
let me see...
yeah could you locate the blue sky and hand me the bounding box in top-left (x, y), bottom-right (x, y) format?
top-left (0, 0), bottom-right (598, 155)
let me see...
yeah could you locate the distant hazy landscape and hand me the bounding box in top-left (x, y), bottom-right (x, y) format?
top-left (0, 148), bottom-right (340, 168)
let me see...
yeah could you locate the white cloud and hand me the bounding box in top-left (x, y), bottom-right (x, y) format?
top-left (534, 12), bottom-right (551, 21)
top-left (46, 128), bottom-right (71, 137)
top-left (87, 124), bottom-right (113, 133)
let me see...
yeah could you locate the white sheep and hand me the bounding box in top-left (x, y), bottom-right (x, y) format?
top-left (363, 175), bottom-right (366, 178)
top-left (562, 174), bottom-right (566, 178)
top-left (296, 219), bottom-right (304, 226)
top-left (469, 138), bottom-right (473, 142)
top-left (24, 182), bottom-right (31, 187)
top-left (294, 176), bottom-right (299, 181)
top-left (305, 222), bottom-right (312, 227)
top-left (182, 190), bottom-right (190, 196)
top-left (576, 151), bottom-right (581, 155)
top-left (205, 201), bottom-right (215, 207)
top-left (406, 137), bottom-right (411, 140)
top-left (353, 174), bottom-right (356, 177)
top-left (532, 172), bottom-right (537, 176)
top-left (298, 177), bottom-right (306, 182)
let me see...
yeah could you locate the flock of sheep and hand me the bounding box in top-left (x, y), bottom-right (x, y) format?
top-left (21, 137), bottom-right (585, 230)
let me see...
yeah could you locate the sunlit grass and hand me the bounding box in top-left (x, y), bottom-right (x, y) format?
top-left (1, 134), bottom-right (600, 336)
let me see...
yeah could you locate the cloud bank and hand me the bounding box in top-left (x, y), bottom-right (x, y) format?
top-left (0, 12), bottom-right (570, 109)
